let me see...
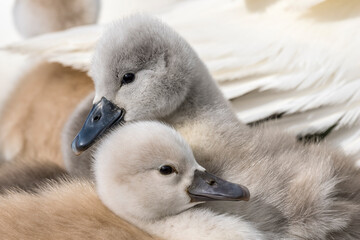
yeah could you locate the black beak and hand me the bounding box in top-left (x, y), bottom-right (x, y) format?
top-left (71, 97), bottom-right (125, 155)
top-left (187, 170), bottom-right (250, 202)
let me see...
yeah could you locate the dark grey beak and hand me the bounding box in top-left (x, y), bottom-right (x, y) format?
top-left (187, 170), bottom-right (250, 202)
top-left (71, 97), bottom-right (125, 155)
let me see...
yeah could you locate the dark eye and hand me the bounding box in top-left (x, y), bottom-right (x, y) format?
top-left (122, 73), bottom-right (135, 84)
top-left (159, 165), bottom-right (176, 175)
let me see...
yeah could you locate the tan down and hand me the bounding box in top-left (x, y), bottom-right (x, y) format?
top-left (0, 62), bottom-right (93, 167)
top-left (0, 180), bottom-right (160, 240)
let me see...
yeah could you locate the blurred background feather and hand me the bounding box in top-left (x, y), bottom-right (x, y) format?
top-left (1, 0), bottom-right (360, 164)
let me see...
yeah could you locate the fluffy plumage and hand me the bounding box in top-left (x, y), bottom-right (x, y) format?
top-left (0, 62), bottom-right (93, 165)
top-left (94, 121), bottom-right (263, 240)
top-left (0, 158), bottom-right (68, 194)
top-left (63, 15), bottom-right (360, 239)
top-left (0, 180), bottom-right (160, 240)
top-left (6, 0), bottom-right (360, 158)
top-left (0, 122), bottom-right (263, 240)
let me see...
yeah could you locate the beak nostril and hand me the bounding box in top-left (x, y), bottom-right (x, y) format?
top-left (208, 180), bottom-right (216, 186)
top-left (93, 114), bottom-right (102, 122)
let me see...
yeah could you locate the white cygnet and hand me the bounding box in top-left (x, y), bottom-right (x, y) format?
top-left (94, 121), bottom-right (262, 240)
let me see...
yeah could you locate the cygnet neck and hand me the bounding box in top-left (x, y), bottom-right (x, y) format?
top-left (165, 60), bottom-right (239, 128)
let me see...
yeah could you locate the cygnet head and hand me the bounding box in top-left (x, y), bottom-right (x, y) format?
top-left (72, 14), bottom-right (208, 154)
top-left (94, 122), bottom-right (250, 222)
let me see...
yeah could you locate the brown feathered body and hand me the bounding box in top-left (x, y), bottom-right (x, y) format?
top-left (0, 62), bottom-right (93, 167)
top-left (0, 63), bottom-right (158, 239)
top-left (0, 179), bottom-right (160, 240)
top-left (0, 159), bottom-right (68, 194)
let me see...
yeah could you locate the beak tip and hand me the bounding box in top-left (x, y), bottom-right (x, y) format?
top-left (242, 191), bottom-right (250, 202)
top-left (71, 136), bottom-right (83, 156)
top-left (241, 186), bottom-right (250, 201)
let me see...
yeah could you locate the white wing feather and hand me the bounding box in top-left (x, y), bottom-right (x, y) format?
top-left (4, 0), bottom-right (360, 158)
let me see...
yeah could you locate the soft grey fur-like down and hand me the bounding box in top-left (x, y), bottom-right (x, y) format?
top-left (63, 15), bottom-right (360, 239)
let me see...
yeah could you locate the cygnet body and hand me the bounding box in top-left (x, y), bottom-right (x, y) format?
top-left (0, 0), bottom-right (98, 164)
top-left (0, 63), bottom-right (93, 166)
top-left (94, 121), bottom-right (260, 240)
top-left (0, 122), bottom-right (261, 240)
top-left (65, 15), bottom-right (360, 239)
top-left (0, 180), bottom-right (160, 240)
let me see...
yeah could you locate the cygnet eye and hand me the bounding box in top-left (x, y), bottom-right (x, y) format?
top-left (122, 73), bottom-right (135, 84)
top-left (159, 165), bottom-right (177, 175)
